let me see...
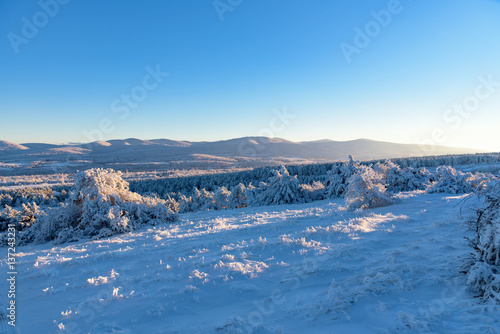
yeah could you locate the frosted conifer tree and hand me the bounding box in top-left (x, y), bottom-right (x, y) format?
top-left (259, 165), bottom-right (305, 205)
top-left (345, 165), bottom-right (394, 211)
top-left (300, 181), bottom-right (325, 202)
top-left (177, 193), bottom-right (193, 213)
top-left (191, 188), bottom-right (216, 211)
top-left (228, 183), bottom-right (247, 209)
top-left (324, 156), bottom-right (361, 198)
top-left (244, 183), bottom-right (257, 207)
top-left (0, 205), bottom-right (20, 231)
top-left (214, 186), bottom-right (231, 210)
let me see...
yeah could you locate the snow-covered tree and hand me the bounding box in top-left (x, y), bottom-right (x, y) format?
top-left (258, 165), bottom-right (305, 206)
top-left (466, 180), bottom-right (500, 302)
top-left (162, 195), bottom-right (179, 213)
top-left (345, 165), bottom-right (394, 211)
top-left (324, 156), bottom-right (361, 198)
top-left (376, 160), bottom-right (432, 193)
top-left (0, 203), bottom-right (44, 232)
top-left (191, 188), bottom-right (216, 211)
top-left (0, 205), bottom-right (20, 232)
top-left (430, 166), bottom-right (492, 194)
top-left (214, 186), bottom-right (231, 210)
top-left (244, 183), bottom-right (258, 207)
top-left (300, 181), bottom-right (325, 202)
top-left (19, 202), bottom-right (43, 229)
top-left (372, 159), bottom-right (400, 176)
top-left (227, 183), bottom-right (247, 209)
top-left (17, 168), bottom-right (176, 245)
top-left (177, 193), bottom-right (193, 213)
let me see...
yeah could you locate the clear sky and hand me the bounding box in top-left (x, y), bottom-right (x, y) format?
top-left (1, 0), bottom-right (499, 151)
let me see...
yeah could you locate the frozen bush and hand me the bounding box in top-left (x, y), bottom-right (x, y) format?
top-left (466, 181), bottom-right (500, 302)
top-left (214, 186), bottom-right (231, 210)
top-left (191, 188), bottom-right (216, 211)
top-left (379, 162), bottom-right (432, 193)
top-left (0, 203), bottom-right (45, 232)
top-left (0, 205), bottom-right (20, 232)
top-left (345, 165), bottom-right (394, 211)
top-left (257, 165), bottom-right (305, 206)
top-left (300, 181), bottom-right (325, 202)
top-left (177, 193), bottom-right (193, 213)
top-left (243, 183), bottom-right (257, 207)
top-left (324, 156), bottom-right (361, 198)
top-left (227, 183), bottom-right (247, 209)
top-left (17, 168), bottom-right (176, 245)
top-left (430, 166), bottom-right (492, 194)
top-left (372, 159), bottom-right (400, 176)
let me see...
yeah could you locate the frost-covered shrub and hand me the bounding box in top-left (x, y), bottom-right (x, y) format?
top-left (214, 186), bottom-right (231, 210)
top-left (300, 181), bottom-right (325, 202)
top-left (0, 205), bottom-right (18, 231)
top-left (177, 193), bottom-right (193, 213)
top-left (0, 187), bottom-right (62, 207)
top-left (227, 183), bottom-right (247, 209)
top-left (324, 156), bottom-right (361, 198)
top-left (191, 188), bottom-right (217, 211)
top-left (375, 160), bottom-right (432, 193)
top-left (257, 165), bottom-right (305, 206)
top-left (243, 183), bottom-right (257, 207)
top-left (17, 168), bottom-right (176, 245)
top-left (0, 193), bottom-right (13, 207)
top-left (372, 159), bottom-right (400, 176)
top-left (0, 203), bottom-right (45, 232)
top-left (161, 195), bottom-right (179, 214)
top-left (430, 166), bottom-right (492, 194)
top-left (18, 202), bottom-right (44, 230)
top-left (345, 165), bottom-right (394, 211)
top-left (466, 181), bottom-right (500, 302)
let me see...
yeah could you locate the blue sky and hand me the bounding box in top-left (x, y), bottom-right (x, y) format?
top-left (1, 0), bottom-right (500, 151)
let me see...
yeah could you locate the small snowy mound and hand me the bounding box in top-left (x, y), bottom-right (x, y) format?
top-left (19, 168), bottom-right (176, 245)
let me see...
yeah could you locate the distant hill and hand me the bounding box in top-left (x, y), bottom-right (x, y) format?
top-left (0, 140), bottom-right (29, 151)
top-left (0, 137), bottom-right (486, 175)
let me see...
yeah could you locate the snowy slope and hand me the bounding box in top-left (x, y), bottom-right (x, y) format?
top-left (0, 141), bottom-right (29, 151)
top-left (1, 193), bottom-right (499, 333)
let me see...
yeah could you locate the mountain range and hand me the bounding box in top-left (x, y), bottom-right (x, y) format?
top-left (0, 137), bottom-right (485, 175)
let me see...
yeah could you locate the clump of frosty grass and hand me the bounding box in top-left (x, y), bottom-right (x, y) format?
top-left (18, 168), bottom-right (176, 245)
top-left (467, 180), bottom-right (500, 302)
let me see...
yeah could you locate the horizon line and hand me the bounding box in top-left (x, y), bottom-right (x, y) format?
top-left (0, 136), bottom-right (491, 152)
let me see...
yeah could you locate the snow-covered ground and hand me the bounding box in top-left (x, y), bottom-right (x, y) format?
top-left (1, 193), bottom-right (499, 333)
